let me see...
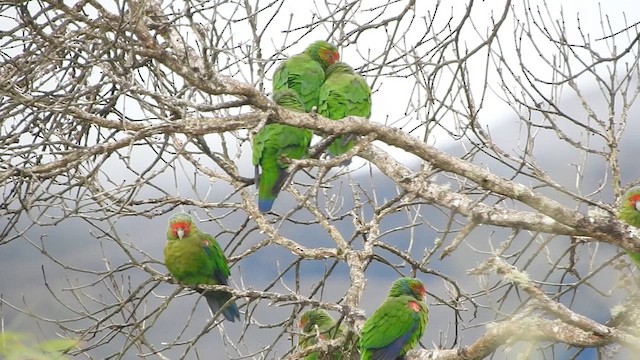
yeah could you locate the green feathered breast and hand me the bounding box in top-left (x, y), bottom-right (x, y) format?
top-left (164, 230), bottom-right (230, 285)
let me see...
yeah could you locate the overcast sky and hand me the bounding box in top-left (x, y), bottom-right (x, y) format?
top-left (2, 1), bottom-right (640, 359)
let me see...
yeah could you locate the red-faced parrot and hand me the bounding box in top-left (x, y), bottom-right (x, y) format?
top-left (359, 277), bottom-right (428, 360)
top-left (164, 212), bottom-right (240, 322)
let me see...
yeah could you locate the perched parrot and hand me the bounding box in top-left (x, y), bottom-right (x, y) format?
top-left (273, 40), bottom-right (340, 112)
top-left (619, 186), bottom-right (640, 268)
top-left (317, 61), bottom-right (372, 164)
top-left (298, 309), bottom-right (344, 360)
top-left (164, 212), bottom-right (240, 322)
top-left (252, 89), bottom-right (313, 212)
top-left (299, 309), bottom-right (359, 360)
top-left (359, 277), bottom-right (428, 360)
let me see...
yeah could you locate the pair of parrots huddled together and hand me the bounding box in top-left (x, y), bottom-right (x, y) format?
top-left (253, 40), bottom-right (372, 213)
top-left (165, 213), bottom-right (428, 359)
top-left (298, 277), bottom-right (428, 360)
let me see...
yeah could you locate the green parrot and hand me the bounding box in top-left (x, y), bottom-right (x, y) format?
top-left (317, 61), bottom-right (372, 164)
top-left (298, 309), bottom-right (344, 360)
top-left (252, 89), bottom-right (313, 212)
top-left (299, 309), bottom-right (359, 360)
top-left (164, 212), bottom-right (240, 322)
top-left (273, 40), bottom-right (340, 112)
top-left (619, 186), bottom-right (640, 268)
top-left (359, 277), bottom-right (428, 360)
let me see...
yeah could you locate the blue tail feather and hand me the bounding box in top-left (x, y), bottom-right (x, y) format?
top-left (370, 328), bottom-right (413, 360)
top-left (222, 302), bottom-right (240, 322)
top-left (257, 168), bottom-right (287, 213)
top-left (203, 291), bottom-right (240, 322)
top-left (258, 198), bottom-right (275, 213)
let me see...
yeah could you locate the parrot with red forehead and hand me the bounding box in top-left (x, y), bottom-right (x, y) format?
top-left (273, 40), bottom-right (340, 112)
top-left (619, 186), bottom-right (640, 268)
top-left (359, 277), bottom-right (428, 360)
top-left (164, 212), bottom-right (240, 322)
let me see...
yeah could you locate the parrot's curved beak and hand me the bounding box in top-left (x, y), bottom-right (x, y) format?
top-left (176, 228), bottom-right (185, 239)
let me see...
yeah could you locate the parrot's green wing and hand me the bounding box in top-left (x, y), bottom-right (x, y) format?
top-left (194, 230), bottom-right (240, 322)
top-left (273, 53), bottom-right (326, 112)
top-left (273, 41), bottom-right (340, 112)
top-left (619, 187), bottom-right (640, 269)
top-left (318, 64), bottom-right (371, 120)
top-left (252, 124), bottom-right (312, 212)
top-left (317, 62), bottom-right (372, 162)
top-left (252, 89), bottom-right (312, 212)
top-left (359, 295), bottom-right (427, 359)
top-left (360, 296), bottom-right (416, 348)
top-left (198, 231), bottom-right (231, 282)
